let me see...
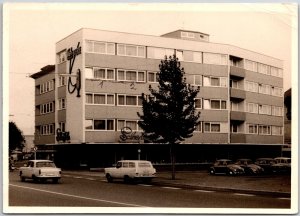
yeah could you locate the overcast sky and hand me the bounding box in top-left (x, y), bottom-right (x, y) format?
top-left (5, 3), bottom-right (297, 135)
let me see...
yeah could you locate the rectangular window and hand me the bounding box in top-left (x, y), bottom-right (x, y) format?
top-left (94, 94), bottom-right (106, 104)
top-left (259, 84), bottom-right (271, 95)
top-left (117, 44), bottom-right (145, 58)
top-left (148, 72), bottom-right (158, 83)
top-left (94, 68), bottom-right (105, 79)
top-left (245, 60), bottom-right (258, 72)
top-left (195, 98), bottom-right (202, 109)
top-left (137, 71), bottom-right (145, 82)
top-left (204, 99), bottom-right (227, 110)
top-left (193, 75), bottom-right (202, 86)
top-left (248, 124), bottom-right (258, 134)
top-left (204, 122), bottom-right (225, 133)
top-left (272, 126), bottom-right (283, 135)
top-left (245, 81), bottom-right (258, 93)
top-left (147, 47), bottom-right (174, 59)
top-left (272, 86), bottom-right (283, 97)
top-left (247, 103), bottom-right (258, 113)
top-left (93, 68), bottom-right (115, 80)
top-left (259, 125), bottom-right (271, 135)
top-left (257, 63), bottom-right (270, 75)
top-left (117, 120), bottom-right (139, 131)
top-left (126, 96), bottom-right (137, 106)
top-left (59, 122), bottom-right (65, 132)
top-left (195, 122), bottom-right (202, 132)
top-left (58, 98), bottom-right (66, 110)
top-left (86, 41), bottom-right (115, 55)
top-left (259, 104), bottom-right (272, 115)
top-left (203, 53), bottom-right (227, 65)
top-left (203, 76), bottom-right (227, 87)
top-left (182, 51), bottom-right (202, 63)
top-left (272, 106), bottom-right (283, 116)
top-left (90, 119), bottom-right (114, 131)
top-left (58, 51), bottom-right (66, 63)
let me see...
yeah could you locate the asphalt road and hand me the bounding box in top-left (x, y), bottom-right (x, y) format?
top-left (8, 171), bottom-right (290, 211)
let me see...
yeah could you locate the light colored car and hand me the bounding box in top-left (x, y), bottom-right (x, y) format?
top-left (19, 160), bottom-right (61, 183)
top-left (104, 160), bottom-right (156, 183)
top-left (272, 157), bottom-right (291, 173)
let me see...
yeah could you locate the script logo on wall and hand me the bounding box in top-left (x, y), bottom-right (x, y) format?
top-left (119, 127), bottom-right (144, 143)
top-left (67, 42), bottom-right (82, 97)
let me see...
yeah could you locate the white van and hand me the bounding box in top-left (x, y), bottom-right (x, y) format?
top-left (104, 160), bottom-right (156, 183)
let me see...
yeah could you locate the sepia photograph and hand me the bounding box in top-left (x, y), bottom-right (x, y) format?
top-left (3, 2), bottom-right (298, 214)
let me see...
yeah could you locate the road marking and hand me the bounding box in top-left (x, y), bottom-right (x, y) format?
top-left (138, 184), bottom-right (152, 187)
top-left (101, 180), bottom-right (107, 182)
top-left (194, 190), bottom-right (214, 193)
top-left (10, 184), bottom-right (147, 207)
top-left (63, 175), bottom-right (71, 177)
top-left (85, 178), bottom-right (96, 181)
top-left (278, 197), bottom-right (291, 200)
top-left (233, 193), bottom-right (255, 197)
top-left (161, 186), bottom-right (180, 190)
top-left (73, 176), bottom-right (83, 179)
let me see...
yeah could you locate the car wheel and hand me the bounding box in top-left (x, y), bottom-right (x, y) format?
top-left (52, 178), bottom-right (59, 184)
top-left (123, 175), bottom-right (131, 183)
top-left (32, 175), bottom-right (39, 183)
top-left (106, 174), bottom-right (113, 183)
top-left (143, 178), bottom-right (152, 184)
top-left (210, 169), bottom-right (215, 175)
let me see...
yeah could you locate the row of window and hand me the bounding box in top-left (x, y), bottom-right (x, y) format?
top-left (38, 98), bottom-right (66, 114)
top-left (247, 103), bottom-right (284, 116)
top-left (85, 93), bottom-right (283, 116)
top-left (244, 60), bottom-right (283, 78)
top-left (38, 124), bottom-right (55, 135)
top-left (247, 124), bottom-right (283, 135)
top-left (39, 102), bottom-right (55, 114)
top-left (84, 41), bottom-right (283, 77)
top-left (37, 80), bottom-right (55, 95)
top-left (244, 81), bottom-right (283, 97)
top-left (36, 122), bottom-right (65, 136)
top-left (85, 67), bottom-right (228, 88)
top-left (84, 119), bottom-right (283, 136)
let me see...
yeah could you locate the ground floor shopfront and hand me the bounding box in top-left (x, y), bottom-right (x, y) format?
top-left (35, 143), bottom-right (284, 170)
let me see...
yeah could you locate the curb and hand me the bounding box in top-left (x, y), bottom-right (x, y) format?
top-left (150, 181), bottom-right (291, 198)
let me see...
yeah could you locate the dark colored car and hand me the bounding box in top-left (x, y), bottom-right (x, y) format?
top-left (255, 158), bottom-right (275, 173)
top-left (271, 157), bottom-right (291, 174)
top-left (235, 159), bottom-right (264, 175)
top-left (210, 159), bottom-right (245, 175)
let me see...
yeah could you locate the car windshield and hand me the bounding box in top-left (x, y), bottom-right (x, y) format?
top-left (36, 162), bottom-right (56, 168)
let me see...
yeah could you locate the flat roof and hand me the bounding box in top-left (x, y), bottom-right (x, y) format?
top-left (30, 65), bottom-right (55, 79)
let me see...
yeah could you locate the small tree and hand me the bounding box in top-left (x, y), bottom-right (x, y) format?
top-left (9, 121), bottom-right (25, 154)
top-left (138, 55), bottom-right (200, 180)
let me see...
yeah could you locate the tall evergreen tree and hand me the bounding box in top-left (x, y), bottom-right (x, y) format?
top-left (138, 55), bottom-right (200, 180)
top-left (9, 121), bottom-right (25, 154)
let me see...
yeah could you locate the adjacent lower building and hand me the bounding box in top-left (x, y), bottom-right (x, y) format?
top-left (31, 28), bottom-right (284, 169)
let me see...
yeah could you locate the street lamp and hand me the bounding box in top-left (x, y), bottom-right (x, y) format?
top-left (138, 149), bottom-right (141, 160)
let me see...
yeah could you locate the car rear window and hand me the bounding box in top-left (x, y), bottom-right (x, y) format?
top-left (138, 162), bottom-right (151, 167)
top-left (36, 162), bottom-right (55, 168)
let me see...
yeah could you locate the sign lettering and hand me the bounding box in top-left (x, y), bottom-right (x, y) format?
top-left (119, 127), bottom-right (144, 143)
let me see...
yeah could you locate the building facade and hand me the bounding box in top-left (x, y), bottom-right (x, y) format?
top-left (31, 29), bottom-right (284, 168)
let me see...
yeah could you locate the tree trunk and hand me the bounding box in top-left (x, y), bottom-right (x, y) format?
top-left (170, 143), bottom-right (176, 180)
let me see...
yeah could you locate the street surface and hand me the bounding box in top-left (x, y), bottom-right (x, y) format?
top-left (8, 171), bottom-right (290, 209)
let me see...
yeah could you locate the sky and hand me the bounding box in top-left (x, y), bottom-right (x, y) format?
top-left (5, 3), bottom-right (297, 135)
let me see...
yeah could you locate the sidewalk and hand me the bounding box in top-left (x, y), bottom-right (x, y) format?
top-left (62, 170), bottom-right (291, 197)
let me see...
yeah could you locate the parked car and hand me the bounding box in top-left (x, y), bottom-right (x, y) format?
top-left (104, 160), bottom-right (156, 183)
top-left (271, 157), bottom-right (291, 173)
top-left (209, 159), bottom-right (244, 175)
top-left (19, 160), bottom-right (61, 183)
top-left (254, 158), bottom-right (275, 173)
top-left (235, 159), bottom-right (264, 175)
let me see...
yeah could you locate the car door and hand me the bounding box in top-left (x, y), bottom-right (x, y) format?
top-left (23, 161), bottom-right (34, 177)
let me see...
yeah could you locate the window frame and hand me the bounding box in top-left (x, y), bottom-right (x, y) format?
top-left (117, 44), bottom-right (145, 58)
